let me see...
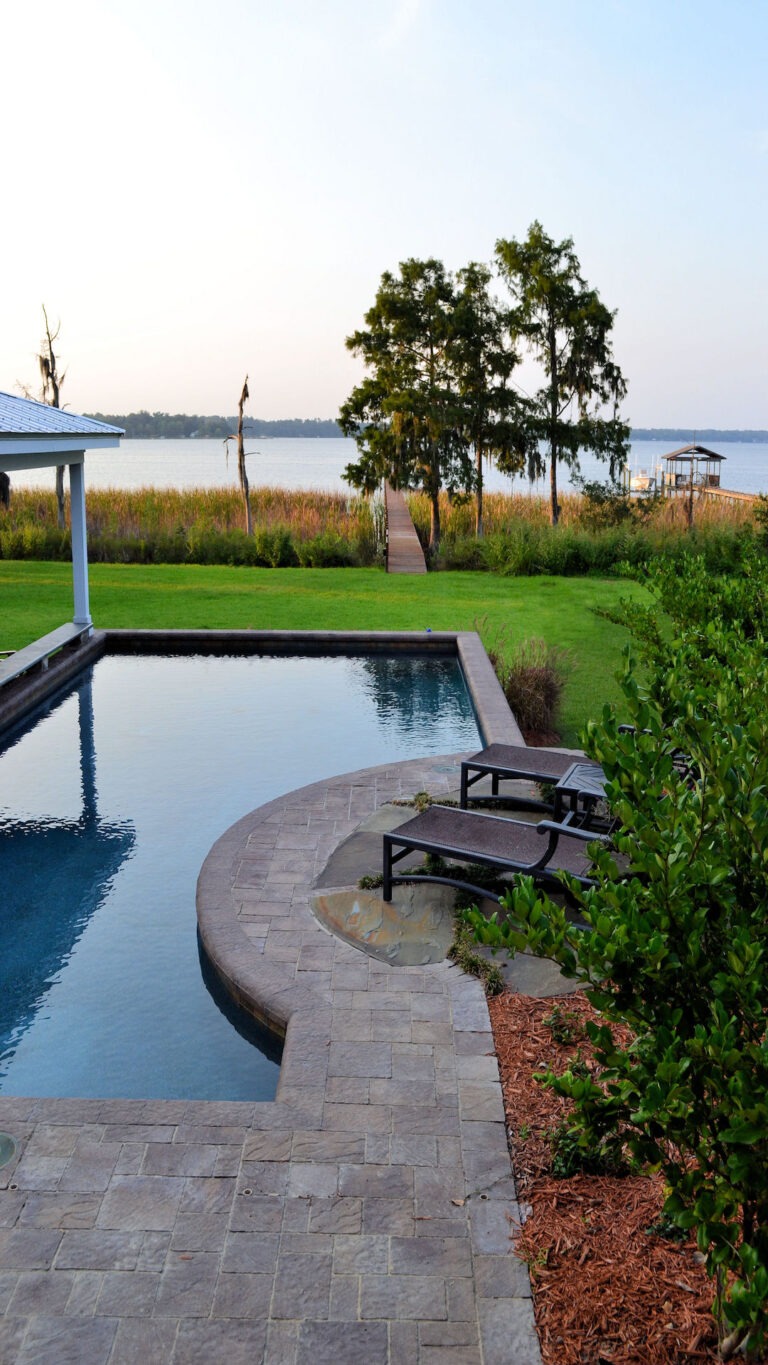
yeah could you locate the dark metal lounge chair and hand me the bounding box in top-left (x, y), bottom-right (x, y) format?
top-left (459, 743), bottom-right (602, 812)
top-left (382, 805), bottom-right (609, 904)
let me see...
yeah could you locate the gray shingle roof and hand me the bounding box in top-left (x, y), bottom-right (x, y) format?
top-left (0, 391), bottom-right (123, 437)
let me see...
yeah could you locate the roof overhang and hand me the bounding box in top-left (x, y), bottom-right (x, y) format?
top-left (0, 433), bottom-right (121, 470)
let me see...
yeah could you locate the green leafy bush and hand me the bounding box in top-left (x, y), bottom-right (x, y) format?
top-left (467, 551), bottom-right (768, 1356)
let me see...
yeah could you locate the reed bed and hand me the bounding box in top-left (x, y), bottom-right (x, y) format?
top-left (405, 489), bottom-right (758, 576)
top-left (3, 486), bottom-right (373, 539)
top-left (0, 486), bottom-right (381, 568)
top-left (0, 482), bottom-right (758, 573)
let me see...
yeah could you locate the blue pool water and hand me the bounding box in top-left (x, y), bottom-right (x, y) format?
top-left (0, 652), bottom-right (479, 1101)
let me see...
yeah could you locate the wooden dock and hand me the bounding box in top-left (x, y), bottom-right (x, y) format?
top-left (384, 483), bottom-right (427, 574)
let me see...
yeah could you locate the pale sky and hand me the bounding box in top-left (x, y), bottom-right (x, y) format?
top-left (2, 0), bottom-right (766, 426)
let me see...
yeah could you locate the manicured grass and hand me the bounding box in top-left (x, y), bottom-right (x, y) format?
top-left (1, 562), bottom-right (647, 744)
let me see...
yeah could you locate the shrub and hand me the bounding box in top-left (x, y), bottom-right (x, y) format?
top-left (467, 550), bottom-right (768, 1356)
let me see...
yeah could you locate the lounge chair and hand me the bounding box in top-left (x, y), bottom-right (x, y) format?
top-left (382, 805), bottom-right (609, 904)
top-left (460, 743), bottom-right (602, 813)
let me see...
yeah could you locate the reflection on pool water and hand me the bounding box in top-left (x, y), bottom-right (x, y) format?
top-left (0, 652), bottom-right (479, 1101)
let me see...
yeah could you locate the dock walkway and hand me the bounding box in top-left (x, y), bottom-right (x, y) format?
top-left (384, 485), bottom-right (427, 574)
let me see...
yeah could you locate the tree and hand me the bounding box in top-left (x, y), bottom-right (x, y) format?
top-left (495, 222), bottom-right (629, 526)
top-left (452, 262), bottom-right (529, 536)
top-left (224, 376), bottom-right (253, 535)
top-left (38, 307), bottom-right (67, 530)
top-left (340, 258), bottom-right (474, 553)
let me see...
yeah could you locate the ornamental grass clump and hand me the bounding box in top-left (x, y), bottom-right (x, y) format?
top-left (467, 550), bottom-right (768, 1358)
top-left (480, 622), bottom-right (570, 739)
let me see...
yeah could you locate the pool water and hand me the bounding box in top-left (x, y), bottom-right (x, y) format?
top-left (0, 652), bottom-right (479, 1101)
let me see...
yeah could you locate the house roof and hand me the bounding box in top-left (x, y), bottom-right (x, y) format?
top-left (0, 391), bottom-right (123, 437)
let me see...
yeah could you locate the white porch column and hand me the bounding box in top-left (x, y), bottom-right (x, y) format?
top-left (68, 458), bottom-right (92, 629)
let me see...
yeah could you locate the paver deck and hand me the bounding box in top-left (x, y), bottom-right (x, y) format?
top-left (0, 753), bottom-right (541, 1364)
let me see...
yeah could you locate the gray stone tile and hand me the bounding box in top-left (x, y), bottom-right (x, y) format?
top-left (360, 1273), bottom-right (448, 1320)
top-left (170, 1213), bottom-right (228, 1253)
top-left (390, 1320), bottom-right (419, 1365)
top-left (291, 1132), bottom-right (365, 1163)
top-left (140, 1145), bottom-right (218, 1178)
top-left (228, 1193), bottom-right (284, 1233)
top-left (328, 1259), bottom-right (361, 1321)
top-left (241, 1131), bottom-right (292, 1162)
top-left (15, 1313), bottom-right (117, 1364)
top-left (109, 1317), bottom-right (179, 1365)
top-left (297, 1321), bottom-right (388, 1363)
top-left (97, 1177), bottom-right (185, 1231)
top-left (56, 1230), bottom-right (144, 1272)
top-left (17, 1193), bottom-right (100, 1230)
top-left (478, 1296), bottom-right (542, 1365)
top-left (0, 1227), bottom-right (62, 1269)
top-left (469, 1201), bottom-right (519, 1255)
top-left (172, 1318), bottom-right (267, 1363)
top-left (332, 1234), bottom-right (388, 1275)
top-left (272, 1253), bottom-right (332, 1320)
top-left (389, 1236), bottom-right (472, 1277)
top-left (178, 1176), bottom-right (236, 1215)
top-left (95, 1271), bottom-right (159, 1317)
top-left (327, 1043), bottom-right (392, 1079)
top-left (137, 1232), bottom-right (171, 1272)
top-left (361, 1198), bottom-right (416, 1236)
top-left (64, 1270), bottom-right (103, 1316)
top-left (287, 1164), bottom-right (339, 1198)
top-left (474, 1252), bottom-right (533, 1298)
top-left (210, 1271), bottom-right (273, 1318)
top-left (338, 1165), bottom-right (412, 1199)
top-left (6, 1269), bottom-right (74, 1315)
top-left (153, 1253), bottom-right (220, 1317)
top-left (0, 1318), bottom-right (27, 1362)
top-left (221, 1231), bottom-right (279, 1274)
top-left (265, 1320), bottom-right (299, 1364)
top-left (308, 1196), bottom-right (361, 1236)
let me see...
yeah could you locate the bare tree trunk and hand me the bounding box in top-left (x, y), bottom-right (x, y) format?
top-left (548, 320), bottom-right (560, 526)
top-left (475, 446), bottom-right (484, 537)
top-left (550, 452), bottom-right (559, 527)
top-left (40, 307), bottom-right (67, 529)
top-left (237, 376), bottom-right (252, 536)
top-left (0, 473), bottom-right (9, 509)
top-left (55, 466), bottom-right (66, 530)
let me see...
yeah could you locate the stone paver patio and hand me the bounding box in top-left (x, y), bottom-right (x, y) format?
top-left (0, 751), bottom-right (545, 1363)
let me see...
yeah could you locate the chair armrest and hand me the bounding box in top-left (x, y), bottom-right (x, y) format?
top-left (537, 820), bottom-right (612, 845)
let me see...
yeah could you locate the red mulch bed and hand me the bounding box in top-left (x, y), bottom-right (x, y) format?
top-left (488, 991), bottom-right (736, 1364)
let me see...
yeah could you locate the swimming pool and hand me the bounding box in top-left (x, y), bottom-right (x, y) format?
top-left (0, 651), bottom-right (480, 1101)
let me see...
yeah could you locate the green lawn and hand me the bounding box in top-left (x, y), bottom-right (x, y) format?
top-left (1, 562), bottom-right (646, 745)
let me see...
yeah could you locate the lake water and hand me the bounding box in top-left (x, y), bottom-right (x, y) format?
top-left (10, 437), bottom-right (768, 496)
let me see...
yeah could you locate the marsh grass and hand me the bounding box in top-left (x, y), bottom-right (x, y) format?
top-left (406, 489), bottom-right (756, 576)
top-left (0, 486), bottom-right (379, 567)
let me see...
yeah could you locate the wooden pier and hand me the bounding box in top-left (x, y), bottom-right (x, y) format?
top-left (384, 483), bottom-right (427, 574)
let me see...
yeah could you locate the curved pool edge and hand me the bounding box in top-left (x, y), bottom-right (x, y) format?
top-left (195, 753), bottom-right (470, 1104)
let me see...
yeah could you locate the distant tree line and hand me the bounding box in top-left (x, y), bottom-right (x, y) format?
top-left (632, 429), bottom-right (768, 443)
top-left (84, 412), bottom-right (342, 439)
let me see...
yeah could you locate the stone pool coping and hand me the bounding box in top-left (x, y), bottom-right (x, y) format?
top-left (0, 629), bottom-right (524, 750)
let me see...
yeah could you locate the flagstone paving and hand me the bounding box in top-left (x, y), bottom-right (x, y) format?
top-left (0, 753), bottom-right (544, 1363)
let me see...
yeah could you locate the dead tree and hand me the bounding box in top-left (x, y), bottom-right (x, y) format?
top-left (224, 376), bottom-right (253, 535)
top-left (38, 307), bottom-right (67, 529)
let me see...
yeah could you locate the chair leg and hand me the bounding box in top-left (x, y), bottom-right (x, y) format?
top-left (382, 837), bottom-right (393, 902)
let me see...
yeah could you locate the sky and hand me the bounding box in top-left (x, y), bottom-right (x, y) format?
top-left (2, 0), bottom-right (766, 427)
